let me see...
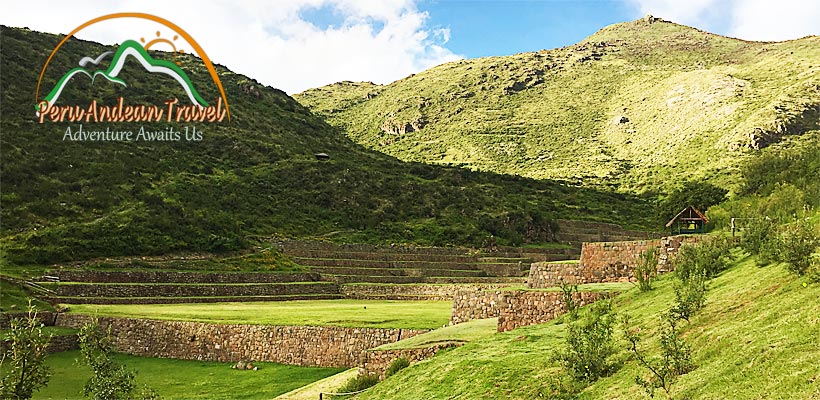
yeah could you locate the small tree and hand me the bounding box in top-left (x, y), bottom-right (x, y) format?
top-left (739, 218), bottom-right (775, 257)
top-left (674, 238), bottom-right (733, 281)
top-left (670, 271), bottom-right (707, 323)
top-left (635, 246), bottom-right (658, 292)
top-left (559, 280), bottom-right (579, 321)
top-left (78, 319), bottom-right (159, 400)
top-left (555, 301), bottom-right (618, 382)
top-left (623, 314), bottom-right (694, 398)
top-left (773, 219), bottom-right (820, 276)
top-left (0, 301), bottom-right (52, 400)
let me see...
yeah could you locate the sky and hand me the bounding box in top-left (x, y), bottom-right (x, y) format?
top-left (3, 0), bottom-right (819, 94)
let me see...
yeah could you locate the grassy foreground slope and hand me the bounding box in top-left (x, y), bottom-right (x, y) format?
top-left (297, 18), bottom-right (820, 192)
top-left (0, 26), bottom-right (655, 266)
top-left (358, 252), bottom-right (820, 399)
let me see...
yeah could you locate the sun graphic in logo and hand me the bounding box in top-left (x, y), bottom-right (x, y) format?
top-left (35, 12), bottom-right (231, 121)
top-left (140, 31), bottom-right (186, 66)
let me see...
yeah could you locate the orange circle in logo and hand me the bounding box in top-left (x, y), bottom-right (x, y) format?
top-left (35, 12), bottom-right (231, 121)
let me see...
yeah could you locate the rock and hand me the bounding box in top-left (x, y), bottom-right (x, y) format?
top-left (643, 14), bottom-right (660, 24)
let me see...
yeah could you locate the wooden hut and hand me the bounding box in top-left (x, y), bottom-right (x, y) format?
top-left (666, 206), bottom-right (708, 235)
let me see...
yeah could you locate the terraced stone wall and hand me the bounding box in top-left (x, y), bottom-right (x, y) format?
top-left (343, 283), bottom-right (512, 301)
top-left (496, 291), bottom-right (611, 332)
top-left (450, 290), bottom-right (612, 331)
top-left (528, 235), bottom-right (700, 288)
top-left (47, 271), bottom-right (320, 284)
top-left (46, 282), bottom-right (338, 298)
top-left (360, 343), bottom-right (460, 377)
top-left (55, 314), bottom-right (428, 368)
top-left (555, 219), bottom-right (660, 247)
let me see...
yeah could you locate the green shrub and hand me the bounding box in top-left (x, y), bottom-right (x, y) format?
top-left (78, 319), bottom-right (159, 400)
top-left (384, 358), bottom-right (410, 378)
top-left (670, 270), bottom-right (708, 322)
top-left (559, 281), bottom-right (579, 320)
top-left (0, 302), bottom-right (52, 400)
top-left (808, 257), bottom-right (820, 283)
top-left (740, 218), bottom-right (776, 256)
top-left (674, 237), bottom-right (733, 281)
top-left (623, 313), bottom-right (694, 398)
top-left (335, 373), bottom-right (379, 396)
top-left (555, 301), bottom-right (618, 382)
top-left (635, 246), bottom-right (658, 292)
top-left (772, 219), bottom-right (820, 276)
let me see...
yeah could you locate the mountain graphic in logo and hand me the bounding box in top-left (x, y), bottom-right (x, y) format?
top-left (39, 39), bottom-right (208, 112)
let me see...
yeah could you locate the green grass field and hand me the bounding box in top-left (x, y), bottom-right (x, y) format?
top-left (28, 351), bottom-right (345, 400)
top-left (64, 299), bottom-right (452, 329)
top-left (375, 318), bottom-right (498, 350)
top-left (358, 251), bottom-right (820, 399)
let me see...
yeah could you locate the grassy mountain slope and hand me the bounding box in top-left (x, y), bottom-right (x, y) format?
top-left (296, 17), bottom-right (820, 193)
top-left (357, 252), bottom-right (820, 399)
top-left (0, 26), bottom-right (656, 266)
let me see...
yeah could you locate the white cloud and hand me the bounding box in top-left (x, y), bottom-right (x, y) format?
top-left (626, 0), bottom-right (820, 41)
top-left (1, 0), bottom-right (461, 94)
top-left (729, 0), bottom-right (820, 41)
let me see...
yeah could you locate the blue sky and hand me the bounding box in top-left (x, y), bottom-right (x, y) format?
top-left (422, 0), bottom-right (641, 57)
top-left (3, 0), bottom-right (818, 93)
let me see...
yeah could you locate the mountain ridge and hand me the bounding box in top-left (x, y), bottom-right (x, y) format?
top-left (296, 17), bottom-right (820, 193)
top-left (0, 25), bottom-right (656, 265)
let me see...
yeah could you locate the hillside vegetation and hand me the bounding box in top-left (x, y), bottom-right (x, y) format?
top-left (0, 26), bottom-right (656, 266)
top-left (296, 17), bottom-right (820, 193)
top-left (357, 252), bottom-right (820, 399)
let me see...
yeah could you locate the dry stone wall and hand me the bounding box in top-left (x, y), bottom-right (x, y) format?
top-left (450, 290), bottom-right (508, 325)
top-left (48, 282), bottom-right (338, 297)
top-left (360, 343), bottom-right (460, 377)
top-left (344, 284), bottom-right (512, 301)
top-left (55, 314), bottom-right (427, 368)
top-left (47, 270), bottom-right (320, 284)
top-left (496, 291), bottom-right (611, 332)
top-left (0, 311), bottom-right (57, 329)
top-left (529, 235), bottom-right (700, 288)
top-left (450, 290), bottom-right (612, 331)
top-left (555, 219), bottom-right (659, 247)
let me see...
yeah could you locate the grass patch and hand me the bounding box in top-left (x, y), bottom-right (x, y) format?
top-left (274, 368), bottom-right (359, 400)
top-left (376, 318), bottom-right (499, 350)
top-left (64, 300), bottom-right (452, 329)
top-left (357, 252), bottom-right (820, 399)
top-left (0, 280), bottom-right (53, 312)
top-left (26, 350), bottom-right (344, 400)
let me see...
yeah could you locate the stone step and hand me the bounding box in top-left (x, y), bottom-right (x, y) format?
top-left (41, 282), bottom-right (339, 298)
top-left (44, 270), bottom-right (320, 284)
top-left (323, 275), bottom-right (525, 284)
top-left (340, 283), bottom-right (517, 301)
top-left (306, 266), bottom-right (486, 278)
top-left (293, 258), bottom-right (513, 271)
top-left (323, 275), bottom-right (426, 284)
top-left (424, 276), bottom-right (526, 284)
top-left (284, 250), bottom-right (479, 263)
top-left (49, 294), bottom-right (344, 304)
top-left (279, 241), bottom-right (471, 256)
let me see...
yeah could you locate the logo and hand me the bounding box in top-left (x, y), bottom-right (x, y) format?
top-left (35, 13), bottom-right (231, 141)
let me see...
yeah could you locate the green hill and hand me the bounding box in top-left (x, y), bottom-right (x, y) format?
top-left (296, 17), bottom-right (820, 193)
top-left (0, 26), bottom-right (655, 266)
top-left (356, 252), bottom-right (820, 399)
